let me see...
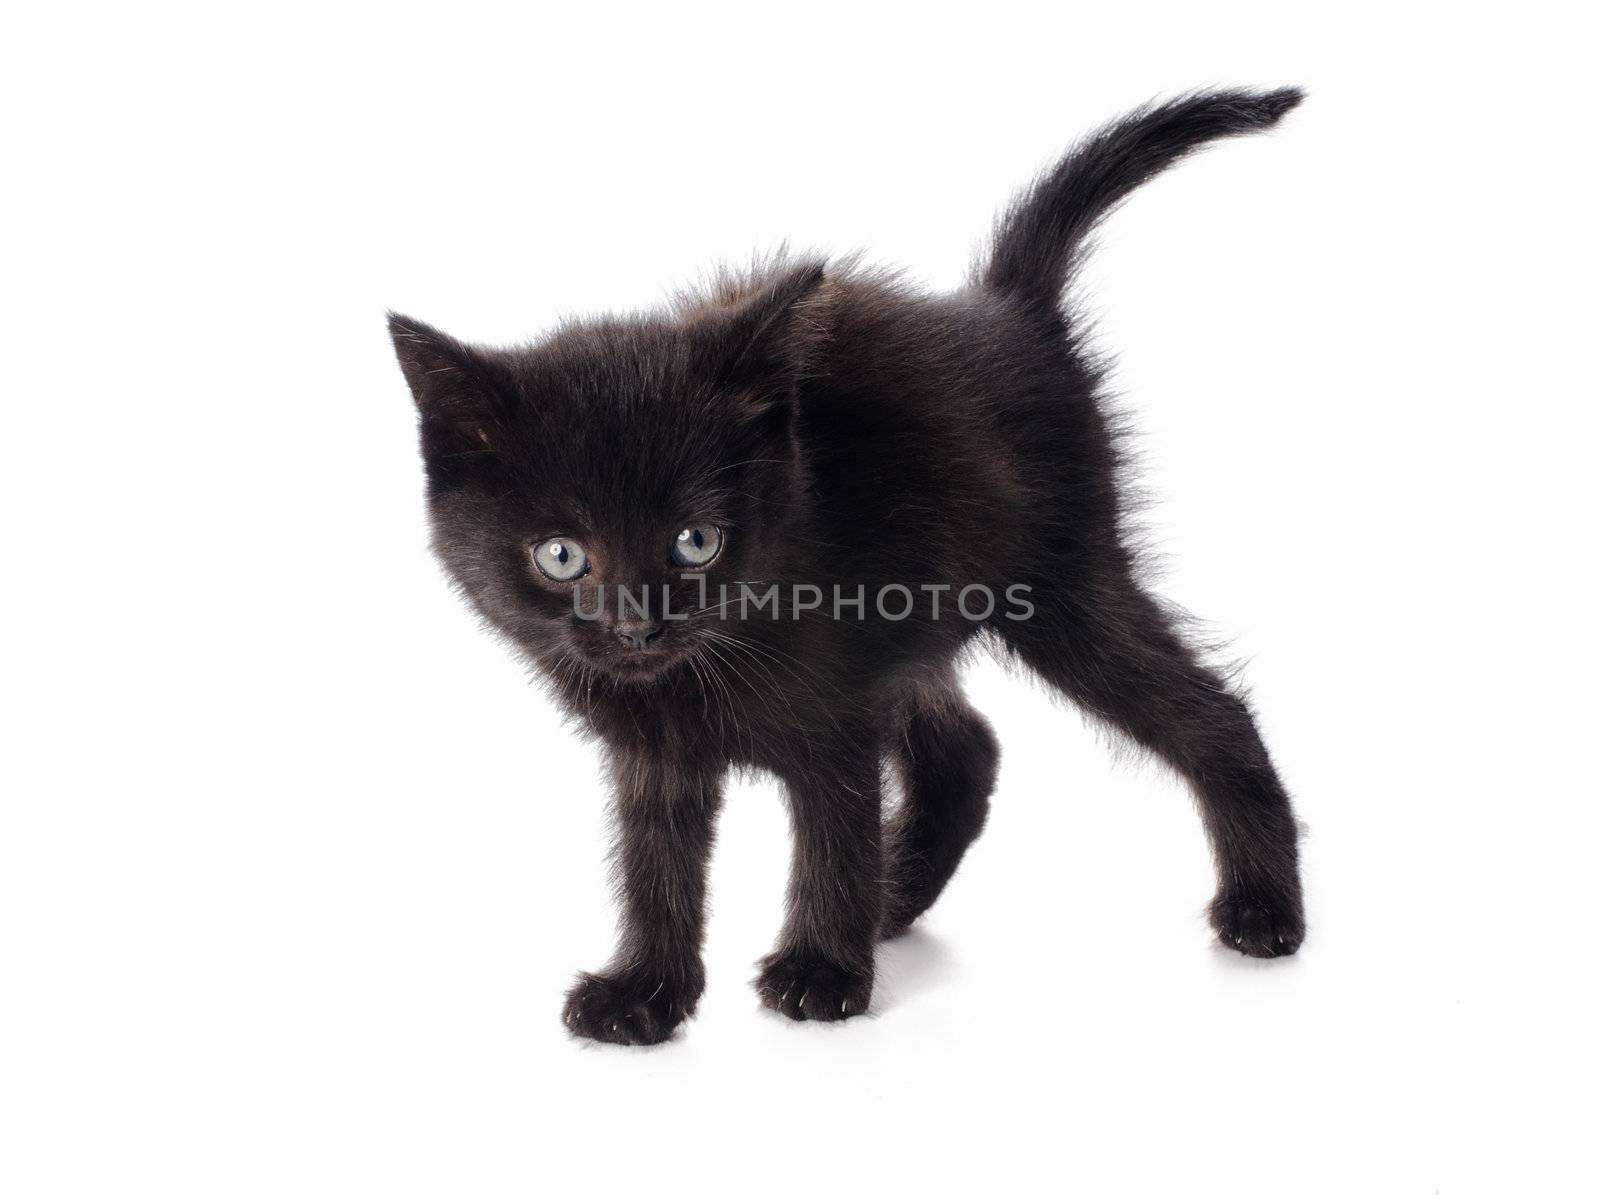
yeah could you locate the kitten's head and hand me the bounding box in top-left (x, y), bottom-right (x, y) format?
top-left (390, 262), bottom-right (826, 683)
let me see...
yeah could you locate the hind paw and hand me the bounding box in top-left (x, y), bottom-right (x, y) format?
top-left (1210, 889), bottom-right (1304, 958)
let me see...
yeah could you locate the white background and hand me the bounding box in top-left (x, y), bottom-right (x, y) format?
top-left (4, 2), bottom-right (1597, 1191)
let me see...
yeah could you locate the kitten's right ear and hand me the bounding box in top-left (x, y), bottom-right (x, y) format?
top-left (710, 263), bottom-right (829, 395)
top-left (388, 312), bottom-right (509, 454)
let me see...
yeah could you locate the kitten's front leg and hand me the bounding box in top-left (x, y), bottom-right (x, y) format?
top-left (563, 750), bottom-right (724, 1046)
top-left (757, 750), bottom-right (882, 1022)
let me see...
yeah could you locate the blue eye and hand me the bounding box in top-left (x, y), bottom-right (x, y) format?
top-left (670, 524), bottom-right (723, 568)
top-left (532, 537), bottom-right (589, 581)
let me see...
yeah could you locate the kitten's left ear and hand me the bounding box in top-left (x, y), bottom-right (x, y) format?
top-left (389, 312), bottom-right (496, 408)
top-left (706, 262), bottom-right (831, 403)
top-left (388, 312), bottom-right (514, 460)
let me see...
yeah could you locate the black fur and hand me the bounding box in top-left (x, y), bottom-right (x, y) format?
top-left (390, 88), bottom-right (1307, 1045)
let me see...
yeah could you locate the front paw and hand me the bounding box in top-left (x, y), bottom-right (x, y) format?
top-left (1210, 887), bottom-right (1305, 958)
top-left (755, 950), bottom-right (872, 1022)
top-left (562, 970), bottom-right (696, 1045)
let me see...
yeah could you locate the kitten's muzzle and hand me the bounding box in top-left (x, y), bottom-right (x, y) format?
top-left (614, 618), bottom-right (663, 650)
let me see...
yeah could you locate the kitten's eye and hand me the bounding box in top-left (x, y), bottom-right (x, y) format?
top-left (531, 537), bottom-right (589, 582)
top-left (670, 524), bottom-right (723, 568)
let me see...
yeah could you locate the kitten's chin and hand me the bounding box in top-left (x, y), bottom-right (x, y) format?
top-left (598, 652), bottom-right (680, 684)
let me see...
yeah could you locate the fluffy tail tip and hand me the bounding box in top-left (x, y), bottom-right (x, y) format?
top-left (1254, 86), bottom-right (1306, 124)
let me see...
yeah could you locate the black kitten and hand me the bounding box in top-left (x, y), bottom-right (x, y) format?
top-left (390, 88), bottom-right (1307, 1045)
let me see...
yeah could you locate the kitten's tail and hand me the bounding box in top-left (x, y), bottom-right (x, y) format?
top-left (979, 87), bottom-right (1303, 303)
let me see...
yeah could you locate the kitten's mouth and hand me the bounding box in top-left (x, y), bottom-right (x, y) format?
top-left (601, 651), bottom-right (679, 681)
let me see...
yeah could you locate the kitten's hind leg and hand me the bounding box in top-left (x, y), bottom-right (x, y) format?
top-left (999, 570), bottom-right (1304, 957)
top-left (879, 676), bottom-right (999, 940)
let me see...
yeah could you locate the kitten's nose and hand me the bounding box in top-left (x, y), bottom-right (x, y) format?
top-left (614, 619), bottom-right (663, 650)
